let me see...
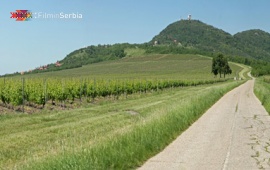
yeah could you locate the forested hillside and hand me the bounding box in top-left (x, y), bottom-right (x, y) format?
top-left (151, 20), bottom-right (245, 57)
top-left (151, 20), bottom-right (270, 61)
top-left (234, 29), bottom-right (270, 61)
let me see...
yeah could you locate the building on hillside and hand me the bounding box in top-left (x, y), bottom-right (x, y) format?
top-left (55, 61), bottom-right (62, 67)
top-left (38, 65), bottom-right (48, 70)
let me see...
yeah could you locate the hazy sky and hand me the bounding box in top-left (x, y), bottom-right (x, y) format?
top-left (1, 0), bottom-right (270, 75)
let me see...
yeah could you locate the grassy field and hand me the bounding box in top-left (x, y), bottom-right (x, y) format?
top-left (254, 76), bottom-right (270, 114)
top-left (0, 81), bottom-right (244, 169)
top-left (18, 54), bottom-right (242, 80)
top-left (0, 54), bottom-right (249, 169)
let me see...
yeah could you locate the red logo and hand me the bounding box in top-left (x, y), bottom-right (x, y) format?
top-left (10, 10), bottom-right (32, 21)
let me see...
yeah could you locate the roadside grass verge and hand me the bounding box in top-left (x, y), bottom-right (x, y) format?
top-left (254, 77), bottom-right (270, 114)
top-left (22, 81), bottom-right (244, 170)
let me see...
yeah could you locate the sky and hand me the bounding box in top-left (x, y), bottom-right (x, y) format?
top-left (1, 0), bottom-right (270, 75)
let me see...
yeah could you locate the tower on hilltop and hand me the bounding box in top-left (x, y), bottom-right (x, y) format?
top-left (188, 14), bottom-right (192, 20)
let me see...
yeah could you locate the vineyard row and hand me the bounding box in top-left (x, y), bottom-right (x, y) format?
top-left (0, 78), bottom-right (228, 109)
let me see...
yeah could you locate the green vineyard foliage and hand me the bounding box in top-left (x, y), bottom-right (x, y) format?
top-left (0, 78), bottom-right (228, 108)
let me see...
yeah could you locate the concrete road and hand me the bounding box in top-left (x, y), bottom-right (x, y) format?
top-left (138, 80), bottom-right (270, 170)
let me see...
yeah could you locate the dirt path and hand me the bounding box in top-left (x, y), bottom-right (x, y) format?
top-left (139, 79), bottom-right (270, 170)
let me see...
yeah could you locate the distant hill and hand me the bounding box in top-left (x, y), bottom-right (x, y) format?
top-left (151, 20), bottom-right (237, 54)
top-left (60, 44), bottom-right (127, 69)
top-left (53, 20), bottom-right (270, 74)
top-left (151, 20), bottom-right (270, 61)
top-left (58, 21), bottom-right (270, 72)
top-left (234, 29), bottom-right (270, 61)
top-left (3, 19), bottom-right (270, 77)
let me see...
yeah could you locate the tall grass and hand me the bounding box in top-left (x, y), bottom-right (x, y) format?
top-left (254, 77), bottom-right (270, 114)
top-left (24, 81), bottom-right (243, 170)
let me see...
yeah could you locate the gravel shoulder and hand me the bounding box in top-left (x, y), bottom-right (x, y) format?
top-left (138, 79), bottom-right (270, 170)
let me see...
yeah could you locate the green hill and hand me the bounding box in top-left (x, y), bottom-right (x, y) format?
top-left (151, 20), bottom-right (244, 56)
top-left (151, 20), bottom-right (270, 61)
top-left (16, 54), bottom-right (242, 80)
top-left (3, 20), bottom-right (270, 77)
top-left (25, 20), bottom-right (270, 77)
top-left (234, 29), bottom-right (270, 61)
